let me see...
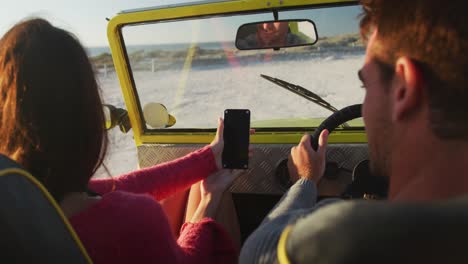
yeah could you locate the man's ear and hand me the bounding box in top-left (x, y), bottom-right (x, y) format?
top-left (392, 57), bottom-right (425, 121)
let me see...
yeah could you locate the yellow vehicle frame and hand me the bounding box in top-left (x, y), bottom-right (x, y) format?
top-left (107, 0), bottom-right (364, 146)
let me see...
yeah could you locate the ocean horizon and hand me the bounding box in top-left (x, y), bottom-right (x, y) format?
top-left (86, 41), bottom-right (236, 57)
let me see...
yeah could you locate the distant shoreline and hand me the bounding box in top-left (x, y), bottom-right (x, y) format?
top-left (89, 33), bottom-right (364, 72)
top-left (87, 41), bottom-right (236, 57)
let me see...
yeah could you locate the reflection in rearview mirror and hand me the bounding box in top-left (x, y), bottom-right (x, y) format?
top-left (236, 19), bottom-right (318, 50)
top-left (143, 102), bottom-right (177, 128)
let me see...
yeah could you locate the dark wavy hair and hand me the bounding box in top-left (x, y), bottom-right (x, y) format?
top-left (0, 18), bottom-right (108, 201)
top-left (359, 0), bottom-right (468, 139)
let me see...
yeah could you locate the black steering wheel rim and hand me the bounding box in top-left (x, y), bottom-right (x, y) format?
top-left (310, 104), bottom-right (388, 199)
top-left (276, 104), bottom-right (363, 189)
top-left (310, 104), bottom-right (362, 151)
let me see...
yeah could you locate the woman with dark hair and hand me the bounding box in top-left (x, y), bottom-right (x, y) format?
top-left (0, 18), bottom-right (238, 263)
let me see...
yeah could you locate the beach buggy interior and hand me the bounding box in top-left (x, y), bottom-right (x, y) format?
top-left (103, 0), bottom-right (383, 243)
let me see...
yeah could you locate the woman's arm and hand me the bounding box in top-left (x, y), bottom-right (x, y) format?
top-left (89, 145), bottom-right (217, 200)
top-left (177, 218), bottom-right (238, 264)
top-left (106, 193), bottom-right (236, 263)
top-left (182, 170), bottom-right (242, 263)
top-left (189, 191), bottom-right (223, 223)
top-left (89, 119), bottom-right (225, 201)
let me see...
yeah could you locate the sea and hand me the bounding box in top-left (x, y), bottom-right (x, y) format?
top-left (86, 41), bottom-right (236, 57)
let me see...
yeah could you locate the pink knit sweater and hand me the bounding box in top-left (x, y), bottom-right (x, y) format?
top-left (69, 146), bottom-right (237, 263)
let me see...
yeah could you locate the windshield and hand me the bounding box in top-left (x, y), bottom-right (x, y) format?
top-left (116, 4), bottom-right (364, 129)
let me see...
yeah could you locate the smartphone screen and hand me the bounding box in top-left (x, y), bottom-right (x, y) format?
top-left (222, 109), bottom-right (250, 169)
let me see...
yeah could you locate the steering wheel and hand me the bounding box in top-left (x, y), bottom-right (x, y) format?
top-left (310, 104), bottom-right (361, 151)
top-left (275, 104), bottom-right (388, 199)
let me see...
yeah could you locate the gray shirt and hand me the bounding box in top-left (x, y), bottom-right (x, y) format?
top-left (240, 179), bottom-right (468, 264)
top-left (239, 179), bottom-right (340, 264)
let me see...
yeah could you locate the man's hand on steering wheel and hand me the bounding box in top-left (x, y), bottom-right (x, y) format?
top-left (287, 130), bottom-right (329, 184)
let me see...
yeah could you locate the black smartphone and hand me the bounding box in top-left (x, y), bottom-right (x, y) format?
top-left (222, 109), bottom-right (250, 169)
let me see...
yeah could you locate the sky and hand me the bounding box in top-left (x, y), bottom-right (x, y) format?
top-left (0, 0), bottom-right (195, 47)
top-left (0, 0), bottom-right (361, 48)
top-left (122, 6), bottom-right (360, 45)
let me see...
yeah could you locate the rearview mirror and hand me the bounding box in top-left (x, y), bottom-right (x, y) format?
top-left (143, 103), bottom-right (176, 128)
top-left (236, 19), bottom-right (317, 50)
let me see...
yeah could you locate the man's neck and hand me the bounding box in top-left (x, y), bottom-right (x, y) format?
top-left (390, 133), bottom-right (468, 201)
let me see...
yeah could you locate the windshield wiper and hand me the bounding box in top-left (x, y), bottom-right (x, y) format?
top-left (260, 74), bottom-right (349, 127)
top-left (261, 74), bottom-right (339, 113)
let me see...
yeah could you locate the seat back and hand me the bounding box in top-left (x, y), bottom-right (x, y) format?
top-left (0, 154), bottom-right (92, 263)
top-left (279, 198), bottom-right (468, 264)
